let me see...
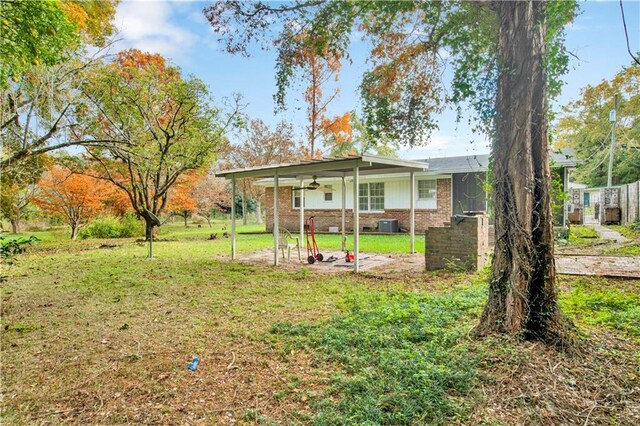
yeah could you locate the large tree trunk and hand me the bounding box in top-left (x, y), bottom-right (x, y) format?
top-left (10, 219), bottom-right (19, 234)
top-left (476, 0), bottom-right (567, 344)
top-left (255, 198), bottom-right (263, 224)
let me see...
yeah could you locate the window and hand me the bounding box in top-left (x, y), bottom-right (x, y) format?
top-left (292, 190), bottom-right (305, 208)
top-left (324, 185), bottom-right (333, 201)
top-left (418, 180), bottom-right (437, 200)
top-left (359, 182), bottom-right (384, 211)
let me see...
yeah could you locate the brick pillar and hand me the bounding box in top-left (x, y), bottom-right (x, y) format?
top-left (425, 215), bottom-right (489, 271)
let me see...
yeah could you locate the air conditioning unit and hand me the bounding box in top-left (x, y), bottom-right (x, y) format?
top-left (378, 219), bottom-right (399, 233)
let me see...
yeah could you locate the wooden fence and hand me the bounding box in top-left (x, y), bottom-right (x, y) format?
top-left (619, 180), bottom-right (640, 225)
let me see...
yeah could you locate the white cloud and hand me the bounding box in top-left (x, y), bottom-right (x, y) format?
top-left (397, 133), bottom-right (491, 160)
top-left (397, 135), bottom-right (454, 160)
top-left (114, 0), bottom-right (200, 60)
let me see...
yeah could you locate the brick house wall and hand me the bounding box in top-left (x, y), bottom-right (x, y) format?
top-left (264, 178), bottom-right (452, 233)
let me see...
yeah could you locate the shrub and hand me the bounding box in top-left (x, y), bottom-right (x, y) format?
top-left (79, 215), bottom-right (142, 239)
top-left (1, 234), bottom-right (38, 282)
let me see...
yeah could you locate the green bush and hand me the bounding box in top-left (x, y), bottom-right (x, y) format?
top-left (79, 215), bottom-right (142, 239)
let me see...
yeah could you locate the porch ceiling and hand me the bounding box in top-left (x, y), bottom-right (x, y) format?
top-left (215, 154), bottom-right (428, 180)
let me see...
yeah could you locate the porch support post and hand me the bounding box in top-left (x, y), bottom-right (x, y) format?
top-left (353, 165), bottom-right (360, 273)
top-left (273, 170), bottom-right (279, 266)
top-left (563, 167), bottom-right (568, 227)
top-left (410, 171), bottom-right (416, 254)
top-left (341, 175), bottom-right (346, 251)
top-left (299, 178), bottom-right (305, 248)
top-left (231, 175), bottom-right (237, 260)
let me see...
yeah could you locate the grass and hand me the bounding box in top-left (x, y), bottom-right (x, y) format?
top-left (3, 219), bottom-right (427, 255)
top-left (1, 232), bottom-right (639, 424)
top-left (272, 282), bottom-right (487, 424)
top-left (603, 242), bottom-right (640, 256)
top-left (607, 224), bottom-right (640, 240)
top-left (568, 225), bottom-right (599, 244)
top-left (559, 276), bottom-right (640, 337)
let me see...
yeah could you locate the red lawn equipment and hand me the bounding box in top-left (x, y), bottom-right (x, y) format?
top-left (344, 251), bottom-right (355, 262)
top-left (304, 216), bottom-right (323, 264)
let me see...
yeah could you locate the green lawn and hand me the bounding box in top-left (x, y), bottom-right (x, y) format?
top-left (4, 219), bottom-right (427, 255)
top-left (1, 232), bottom-right (639, 424)
top-left (568, 225), bottom-right (600, 244)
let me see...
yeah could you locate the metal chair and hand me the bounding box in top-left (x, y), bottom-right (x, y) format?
top-left (279, 228), bottom-right (301, 261)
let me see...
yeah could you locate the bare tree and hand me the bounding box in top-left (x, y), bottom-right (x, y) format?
top-left (223, 119), bottom-right (299, 224)
top-left (192, 172), bottom-right (232, 227)
top-left (1, 49), bottom-right (122, 170)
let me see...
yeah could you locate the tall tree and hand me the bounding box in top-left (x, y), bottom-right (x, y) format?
top-left (0, 0), bottom-right (118, 86)
top-left (33, 165), bottom-right (105, 239)
top-left (475, 1), bottom-right (564, 341)
top-left (274, 32), bottom-right (344, 158)
top-left (205, 0), bottom-right (578, 343)
top-left (555, 62), bottom-right (640, 186)
top-left (81, 50), bottom-right (238, 240)
top-left (224, 119), bottom-right (298, 224)
top-left (0, 0), bottom-right (119, 170)
top-left (0, 55), bottom-right (120, 170)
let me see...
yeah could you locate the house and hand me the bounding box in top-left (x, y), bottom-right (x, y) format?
top-left (258, 149), bottom-right (577, 233)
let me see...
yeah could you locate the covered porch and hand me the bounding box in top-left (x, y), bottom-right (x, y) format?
top-left (216, 155), bottom-right (429, 272)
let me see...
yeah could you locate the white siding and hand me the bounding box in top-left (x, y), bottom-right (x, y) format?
top-left (288, 174), bottom-right (442, 211)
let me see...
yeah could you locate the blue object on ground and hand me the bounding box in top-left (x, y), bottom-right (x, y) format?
top-left (187, 357), bottom-right (199, 371)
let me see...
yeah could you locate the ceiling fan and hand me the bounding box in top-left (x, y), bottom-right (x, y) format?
top-left (292, 176), bottom-right (333, 192)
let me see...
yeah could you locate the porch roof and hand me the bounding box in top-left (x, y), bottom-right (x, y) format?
top-left (215, 154), bottom-right (429, 180)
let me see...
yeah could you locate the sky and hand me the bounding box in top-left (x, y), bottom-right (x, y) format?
top-left (112, 0), bottom-right (640, 159)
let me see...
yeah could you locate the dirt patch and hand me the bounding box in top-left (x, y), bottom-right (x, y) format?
top-left (239, 248), bottom-right (407, 273)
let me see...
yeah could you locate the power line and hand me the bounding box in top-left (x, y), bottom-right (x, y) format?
top-left (579, 125), bottom-right (612, 163)
top-left (619, 0), bottom-right (640, 66)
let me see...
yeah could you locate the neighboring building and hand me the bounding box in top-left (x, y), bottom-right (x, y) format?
top-left (260, 150), bottom-right (577, 233)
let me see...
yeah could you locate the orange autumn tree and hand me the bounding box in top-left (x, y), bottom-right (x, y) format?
top-left (33, 165), bottom-right (105, 240)
top-left (166, 172), bottom-right (199, 227)
top-left (101, 182), bottom-right (132, 217)
top-left (321, 112), bottom-right (353, 156)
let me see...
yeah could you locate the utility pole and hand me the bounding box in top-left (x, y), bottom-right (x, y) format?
top-left (607, 94), bottom-right (618, 187)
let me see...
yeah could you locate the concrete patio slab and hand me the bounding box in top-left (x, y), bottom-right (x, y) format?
top-left (556, 254), bottom-right (640, 278)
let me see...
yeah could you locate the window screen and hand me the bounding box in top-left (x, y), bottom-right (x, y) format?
top-left (418, 180), bottom-right (436, 200)
top-left (359, 183), bottom-right (369, 211)
top-left (358, 183), bottom-right (384, 211)
top-left (369, 182), bottom-right (385, 211)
